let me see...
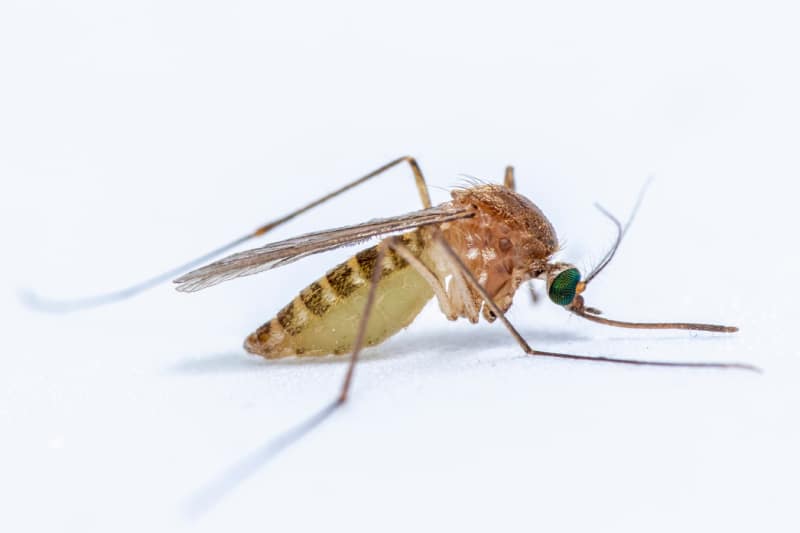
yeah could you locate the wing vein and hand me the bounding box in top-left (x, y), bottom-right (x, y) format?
top-left (173, 205), bottom-right (472, 292)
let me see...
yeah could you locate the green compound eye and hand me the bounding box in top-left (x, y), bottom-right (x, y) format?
top-left (548, 268), bottom-right (581, 306)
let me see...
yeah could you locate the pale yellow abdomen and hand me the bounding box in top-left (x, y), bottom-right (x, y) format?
top-left (245, 232), bottom-right (434, 358)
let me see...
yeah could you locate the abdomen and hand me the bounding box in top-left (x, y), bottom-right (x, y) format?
top-left (244, 231), bottom-right (434, 358)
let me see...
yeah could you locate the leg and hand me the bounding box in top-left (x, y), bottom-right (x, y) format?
top-left (253, 156), bottom-right (432, 239)
top-left (527, 282), bottom-right (540, 305)
top-left (186, 242), bottom-right (393, 513)
top-left (388, 238), bottom-right (457, 320)
top-left (338, 238), bottom-right (392, 402)
top-left (432, 230), bottom-right (759, 372)
top-left (504, 165), bottom-right (515, 190)
top-left (26, 156), bottom-right (432, 312)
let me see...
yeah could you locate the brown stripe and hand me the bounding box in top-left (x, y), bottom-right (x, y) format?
top-left (401, 231), bottom-right (424, 256)
top-left (387, 247), bottom-right (406, 270)
top-left (255, 320), bottom-right (272, 343)
top-left (356, 244), bottom-right (409, 280)
top-left (277, 301), bottom-right (304, 336)
top-left (299, 281), bottom-right (331, 317)
top-left (317, 274), bottom-right (339, 296)
top-left (355, 247), bottom-right (379, 279)
top-left (326, 261), bottom-right (362, 298)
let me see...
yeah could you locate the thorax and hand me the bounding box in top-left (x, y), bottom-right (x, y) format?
top-left (425, 184), bottom-right (559, 321)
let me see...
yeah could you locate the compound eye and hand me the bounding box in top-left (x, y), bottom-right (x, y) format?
top-left (548, 268), bottom-right (581, 306)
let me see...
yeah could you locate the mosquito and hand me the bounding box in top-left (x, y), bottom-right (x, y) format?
top-left (27, 157), bottom-right (757, 508)
top-left (30, 155), bottom-right (757, 378)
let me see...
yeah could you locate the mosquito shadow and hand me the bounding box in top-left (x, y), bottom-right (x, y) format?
top-left (166, 339), bottom-right (423, 376)
top-left (166, 326), bottom-right (590, 376)
top-left (184, 400), bottom-right (340, 520)
top-left (598, 332), bottom-right (740, 344)
top-left (166, 353), bottom-right (268, 376)
top-left (384, 326), bottom-right (590, 359)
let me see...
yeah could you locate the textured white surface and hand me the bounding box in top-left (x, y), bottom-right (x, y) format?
top-left (1, 1), bottom-right (798, 532)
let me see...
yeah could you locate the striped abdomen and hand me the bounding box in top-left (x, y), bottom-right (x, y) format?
top-left (244, 231), bottom-right (434, 358)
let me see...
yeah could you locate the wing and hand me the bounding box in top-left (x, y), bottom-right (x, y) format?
top-left (173, 204), bottom-right (473, 292)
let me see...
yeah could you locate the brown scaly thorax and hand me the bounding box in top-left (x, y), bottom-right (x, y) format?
top-left (436, 184), bottom-right (559, 322)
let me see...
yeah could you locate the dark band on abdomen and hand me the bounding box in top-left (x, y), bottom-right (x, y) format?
top-left (326, 262), bottom-right (362, 298)
top-left (277, 301), bottom-right (304, 335)
top-left (299, 281), bottom-right (331, 317)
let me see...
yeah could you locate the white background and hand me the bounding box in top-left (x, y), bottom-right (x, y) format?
top-left (1, 1), bottom-right (798, 532)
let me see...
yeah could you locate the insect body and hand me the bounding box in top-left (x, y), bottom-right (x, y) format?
top-left (247, 231), bottom-right (433, 358)
top-left (31, 157), bottom-right (758, 399)
top-left (28, 157), bottom-right (758, 502)
top-left (243, 185), bottom-right (559, 358)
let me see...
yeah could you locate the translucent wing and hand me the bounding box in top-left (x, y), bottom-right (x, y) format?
top-left (173, 205), bottom-right (473, 292)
